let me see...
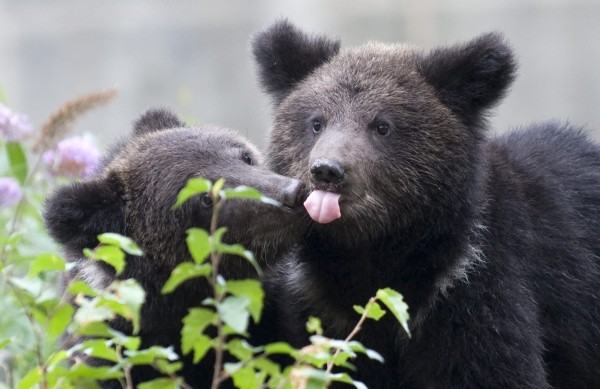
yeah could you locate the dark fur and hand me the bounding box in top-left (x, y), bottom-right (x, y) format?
top-left (44, 109), bottom-right (305, 388)
top-left (253, 19), bottom-right (600, 388)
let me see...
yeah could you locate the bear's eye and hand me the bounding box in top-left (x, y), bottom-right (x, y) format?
top-left (312, 119), bottom-right (322, 133)
top-left (376, 122), bottom-right (390, 136)
top-left (242, 151), bottom-right (253, 166)
top-left (201, 193), bottom-right (213, 207)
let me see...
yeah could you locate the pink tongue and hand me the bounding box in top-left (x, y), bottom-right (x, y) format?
top-left (304, 190), bottom-right (341, 224)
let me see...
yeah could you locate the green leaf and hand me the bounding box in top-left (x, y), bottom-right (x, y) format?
top-left (67, 363), bottom-right (123, 379)
top-left (153, 359), bottom-right (183, 375)
top-left (181, 308), bottom-right (217, 363)
top-left (220, 186), bottom-right (262, 200)
top-left (0, 338), bottom-right (11, 350)
top-left (67, 280), bottom-right (99, 297)
top-left (161, 262), bottom-right (212, 294)
top-left (47, 303), bottom-right (74, 339)
top-left (173, 178), bottom-right (212, 209)
top-left (329, 372), bottom-right (367, 389)
top-left (73, 298), bottom-right (115, 325)
top-left (226, 338), bottom-right (255, 362)
top-left (106, 279), bottom-right (146, 333)
top-left (76, 321), bottom-right (113, 338)
top-left (230, 365), bottom-right (258, 389)
top-left (109, 329), bottom-right (141, 351)
top-left (376, 288), bottom-right (411, 337)
top-left (186, 228), bottom-right (211, 264)
top-left (124, 345), bottom-right (179, 365)
top-left (346, 341), bottom-right (384, 363)
top-left (185, 334), bottom-right (212, 364)
top-left (212, 177), bottom-right (225, 197)
top-left (46, 350), bottom-right (69, 367)
top-left (97, 233), bottom-right (143, 256)
top-left (353, 300), bottom-right (386, 321)
top-left (18, 367), bottom-right (42, 389)
top-left (10, 276), bottom-right (42, 297)
top-left (77, 339), bottom-right (119, 363)
top-left (6, 141), bottom-right (28, 184)
top-left (214, 241), bottom-right (262, 276)
top-left (292, 367), bottom-right (327, 389)
top-left (264, 342), bottom-right (296, 356)
top-left (253, 357), bottom-right (282, 379)
top-left (138, 378), bottom-right (182, 389)
top-left (28, 253), bottom-right (66, 277)
top-left (91, 245), bottom-right (125, 275)
top-left (225, 279), bottom-right (264, 323)
top-left (306, 316), bottom-right (323, 335)
top-left (217, 295), bottom-right (250, 334)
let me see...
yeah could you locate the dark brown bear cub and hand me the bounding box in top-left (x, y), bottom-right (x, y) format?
top-left (253, 20), bottom-right (600, 388)
top-left (44, 109), bottom-right (305, 388)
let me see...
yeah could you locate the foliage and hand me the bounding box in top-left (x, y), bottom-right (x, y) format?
top-left (0, 92), bottom-right (411, 389)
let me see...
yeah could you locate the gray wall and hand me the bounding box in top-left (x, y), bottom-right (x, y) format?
top-left (1, 0), bottom-right (599, 151)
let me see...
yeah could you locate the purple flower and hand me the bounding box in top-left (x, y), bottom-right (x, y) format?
top-left (0, 104), bottom-right (32, 142)
top-left (43, 135), bottom-right (101, 179)
top-left (0, 177), bottom-right (23, 207)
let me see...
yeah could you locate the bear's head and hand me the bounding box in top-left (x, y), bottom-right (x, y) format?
top-left (44, 109), bottom-right (306, 287)
top-left (253, 20), bottom-right (516, 246)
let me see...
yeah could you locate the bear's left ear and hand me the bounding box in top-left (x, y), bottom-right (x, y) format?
top-left (417, 32), bottom-right (516, 127)
top-left (44, 171), bottom-right (126, 257)
top-left (133, 108), bottom-right (184, 136)
top-left (252, 19), bottom-right (341, 106)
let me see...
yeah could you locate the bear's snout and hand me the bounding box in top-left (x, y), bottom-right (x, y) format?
top-left (282, 178), bottom-right (307, 210)
top-left (310, 158), bottom-right (345, 185)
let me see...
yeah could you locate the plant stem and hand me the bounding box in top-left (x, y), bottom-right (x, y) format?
top-left (325, 297), bottom-right (377, 373)
top-left (210, 198), bottom-right (226, 389)
top-left (117, 344), bottom-right (134, 389)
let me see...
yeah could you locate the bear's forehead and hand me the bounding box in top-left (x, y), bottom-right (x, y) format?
top-left (299, 43), bottom-right (423, 98)
top-left (285, 43), bottom-right (431, 117)
top-left (107, 127), bottom-right (256, 173)
top-left (329, 43), bottom-right (417, 78)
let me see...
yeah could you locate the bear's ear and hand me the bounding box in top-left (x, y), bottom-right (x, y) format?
top-left (417, 32), bottom-right (516, 127)
top-left (252, 19), bottom-right (341, 105)
top-left (44, 171), bottom-right (126, 256)
top-left (133, 108), bottom-right (184, 136)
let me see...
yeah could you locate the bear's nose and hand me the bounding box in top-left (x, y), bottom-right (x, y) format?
top-left (310, 158), bottom-right (345, 185)
top-left (283, 179), bottom-right (306, 209)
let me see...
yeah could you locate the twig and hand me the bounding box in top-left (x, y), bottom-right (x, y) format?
top-left (325, 297), bottom-right (377, 374)
top-left (210, 197), bottom-right (226, 389)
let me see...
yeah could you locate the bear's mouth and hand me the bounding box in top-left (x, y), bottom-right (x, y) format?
top-left (303, 189), bottom-right (343, 224)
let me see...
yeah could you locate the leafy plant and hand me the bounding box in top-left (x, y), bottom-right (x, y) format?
top-left (0, 91), bottom-right (411, 389)
top-left (160, 178), bottom-right (412, 389)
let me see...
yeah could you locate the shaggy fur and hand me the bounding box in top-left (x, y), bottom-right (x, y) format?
top-left (253, 20), bottom-right (600, 388)
top-left (44, 109), bottom-right (306, 388)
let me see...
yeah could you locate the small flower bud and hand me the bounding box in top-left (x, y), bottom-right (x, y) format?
top-left (43, 135), bottom-right (100, 179)
top-left (0, 177), bottom-right (23, 207)
top-left (0, 104), bottom-right (32, 142)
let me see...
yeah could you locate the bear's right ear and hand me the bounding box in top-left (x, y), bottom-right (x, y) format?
top-left (252, 19), bottom-right (341, 106)
top-left (44, 171), bottom-right (126, 256)
top-left (133, 108), bottom-right (184, 136)
top-left (417, 32), bottom-right (516, 128)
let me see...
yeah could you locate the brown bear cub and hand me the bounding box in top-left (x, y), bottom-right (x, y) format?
top-left (44, 109), bottom-right (306, 388)
top-left (253, 20), bottom-right (600, 388)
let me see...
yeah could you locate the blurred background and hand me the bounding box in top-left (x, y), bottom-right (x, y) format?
top-left (1, 0), bottom-right (599, 150)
